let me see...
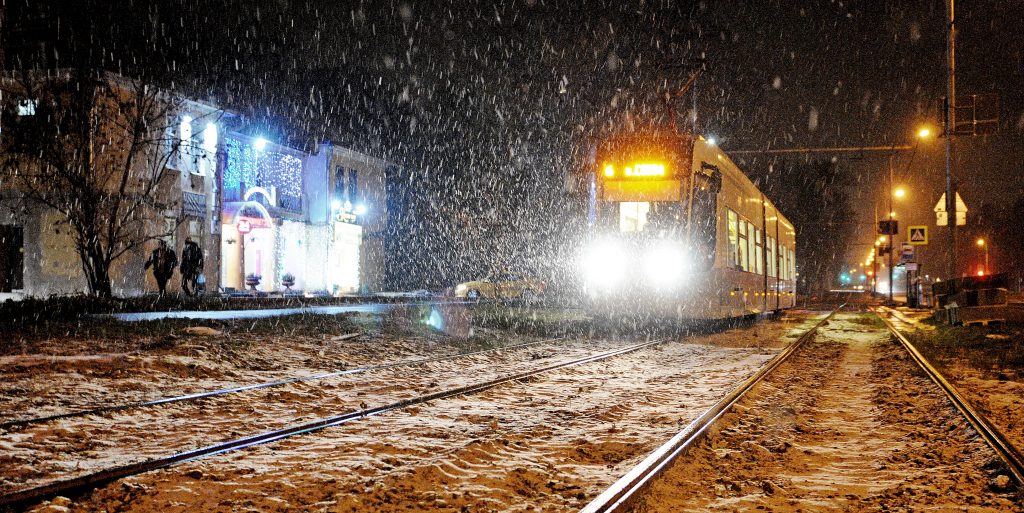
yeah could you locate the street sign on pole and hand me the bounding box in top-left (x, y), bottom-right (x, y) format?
top-left (934, 192), bottom-right (967, 226)
top-left (908, 226), bottom-right (929, 245)
top-left (900, 243), bottom-right (916, 264)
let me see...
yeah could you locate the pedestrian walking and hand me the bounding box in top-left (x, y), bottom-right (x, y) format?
top-left (144, 239), bottom-right (178, 296)
top-left (180, 236), bottom-right (204, 296)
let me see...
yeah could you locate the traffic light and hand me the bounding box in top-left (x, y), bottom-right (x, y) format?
top-left (878, 220), bottom-right (898, 235)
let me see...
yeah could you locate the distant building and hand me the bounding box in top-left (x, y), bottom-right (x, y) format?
top-left (0, 72), bottom-right (225, 298)
top-left (0, 71), bottom-right (393, 298)
top-left (217, 136), bottom-right (394, 295)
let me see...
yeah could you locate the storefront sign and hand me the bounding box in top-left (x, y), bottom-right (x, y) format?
top-left (236, 219), bottom-right (252, 234)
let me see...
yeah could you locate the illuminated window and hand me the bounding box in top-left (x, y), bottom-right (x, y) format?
top-left (738, 218), bottom-right (748, 271)
top-left (180, 116), bottom-right (193, 145)
top-left (747, 222), bottom-right (756, 273)
top-left (619, 202), bottom-right (650, 232)
top-left (754, 228), bottom-right (763, 275)
top-left (786, 247), bottom-right (794, 280)
top-left (17, 99), bottom-right (36, 116)
top-left (780, 246), bottom-right (789, 280)
top-left (202, 123), bottom-right (218, 153)
top-left (727, 210), bottom-right (738, 268)
top-left (767, 236), bottom-right (776, 278)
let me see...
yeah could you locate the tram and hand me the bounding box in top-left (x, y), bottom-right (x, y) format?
top-left (579, 130), bottom-right (797, 319)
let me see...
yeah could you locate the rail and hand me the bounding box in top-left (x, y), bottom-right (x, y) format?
top-left (875, 308), bottom-right (1024, 487)
top-left (1, 336), bottom-right (567, 430)
top-left (1, 336), bottom-right (672, 508)
top-left (580, 307), bottom-right (842, 513)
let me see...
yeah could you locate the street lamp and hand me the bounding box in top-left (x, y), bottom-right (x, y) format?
top-left (976, 238), bottom-right (989, 275)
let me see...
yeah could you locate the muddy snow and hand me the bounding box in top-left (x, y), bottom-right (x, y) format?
top-left (5, 310), bottom-right (821, 512)
top-left (631, 313), bottom-right (1021, 512)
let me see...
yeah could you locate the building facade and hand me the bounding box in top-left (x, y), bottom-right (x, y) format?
top-left (0, 72), bottom-right (392, 299)
top-left (0, 73), bottom-right (225, 299)
top-left (216, 137), bottom-right (393, 296)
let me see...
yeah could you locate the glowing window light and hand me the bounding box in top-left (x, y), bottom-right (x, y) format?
top-left (624, 163), bottom-right (665, 177)
top-left (203, 123), bottom-right (218, 152)
top-left (179, 115), bottom-right (193, 143)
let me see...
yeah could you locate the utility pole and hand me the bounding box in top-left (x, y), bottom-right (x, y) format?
top-left (888, 154), bottom-right (895, 303)
top-left (944, 0), bottom-right (957, 279)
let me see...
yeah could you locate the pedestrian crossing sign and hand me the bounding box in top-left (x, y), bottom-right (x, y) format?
top-left (908, 226), bottom-right (928, 245)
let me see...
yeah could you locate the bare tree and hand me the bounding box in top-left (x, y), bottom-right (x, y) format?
top-left (0, 69), bottom-right (183, 297)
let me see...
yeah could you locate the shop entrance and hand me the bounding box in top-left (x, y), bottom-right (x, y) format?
top-left (221, 201), bottom-right (274, 293)
top-left (331, 221), bottom-right (362, 294)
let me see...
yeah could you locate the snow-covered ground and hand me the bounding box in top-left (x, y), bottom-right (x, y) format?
top-left (631, 314), bottom-right (1021, 512)
top-left (5, 311), bottom-right (822, 512)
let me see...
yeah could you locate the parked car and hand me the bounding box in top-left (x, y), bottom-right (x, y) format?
top-left (453, 272), bottom-right (546, 300)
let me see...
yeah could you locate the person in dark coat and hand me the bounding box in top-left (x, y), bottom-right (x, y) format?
top-left (179, 236), bottom-right (204, 296)
top-left (144, 239), bottom-right (178, 296)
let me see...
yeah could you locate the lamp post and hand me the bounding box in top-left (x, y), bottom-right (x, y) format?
top-left (873, 240), bottom-right (881, 296)
top-left (976, 238), bottom-right (989, 275)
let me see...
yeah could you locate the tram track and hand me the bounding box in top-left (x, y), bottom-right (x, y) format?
top-left (0, 335), bottom-right (568, 430)
top-left (876, 308), bottom-right (1024, 487)
top-left (580, 305), bottom-right (843, 513)
top-left (0, 335), bottom-right (677, 509)
top-left (584, 306), bottom-right (1021, 512)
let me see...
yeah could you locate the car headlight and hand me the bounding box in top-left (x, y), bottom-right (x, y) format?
top-left (645, 244), bottom-right (687, 288)
top-left (454, 284), bottom-right (468, 293)
top-left (582, 241), bottom-right (626, 290)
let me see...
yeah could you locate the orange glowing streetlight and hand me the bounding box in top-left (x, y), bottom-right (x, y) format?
top-left (976, 238), bottom-right (989, 275)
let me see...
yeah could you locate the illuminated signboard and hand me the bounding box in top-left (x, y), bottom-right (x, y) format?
top-left (596, 132), bottom-right (693, 202)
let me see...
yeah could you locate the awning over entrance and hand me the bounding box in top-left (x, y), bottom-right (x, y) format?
top-left (221, 201), bottom-right (274, 227)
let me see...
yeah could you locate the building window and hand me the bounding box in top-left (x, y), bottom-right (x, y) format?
top-left (348, 168), bottom-right (359, 201)
top-left (163, 217), bottom-right (178, 248)
top-left (17, 99), bottom-right (36, 116)
top-left (334, 166), bottom-right (346, 200)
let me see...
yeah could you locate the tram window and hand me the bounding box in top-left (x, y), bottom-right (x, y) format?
top-left (690, 171), bottom-right (719, 271)
top-left (737, 219), bottom-right (748, 271)
top-left (786, 247), bottom-right (794, 280)
top-left (754, 229), bottom-right (763, 275)
top-left (781, 246), bottom-right (789, 280)
top-left (746, 222), bottom-right (756, 274)
top-left (619, 202), bottom-right (650, 232)
top-left (767, 236), bottom-right (776, 278)
top-left (727, 210), bottom-right (738, 268)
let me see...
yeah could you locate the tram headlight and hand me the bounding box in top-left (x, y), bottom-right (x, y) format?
top-left (645, 244), bottom-right (687, 287)
top-left (582, 241), bottom-right (626, 290)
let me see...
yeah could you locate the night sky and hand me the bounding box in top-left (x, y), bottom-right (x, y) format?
top-left (4, 0), bottom-right (1022, 284)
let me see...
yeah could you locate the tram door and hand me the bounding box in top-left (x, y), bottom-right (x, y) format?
top-left (0, 225), bottom-right (24, 292)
